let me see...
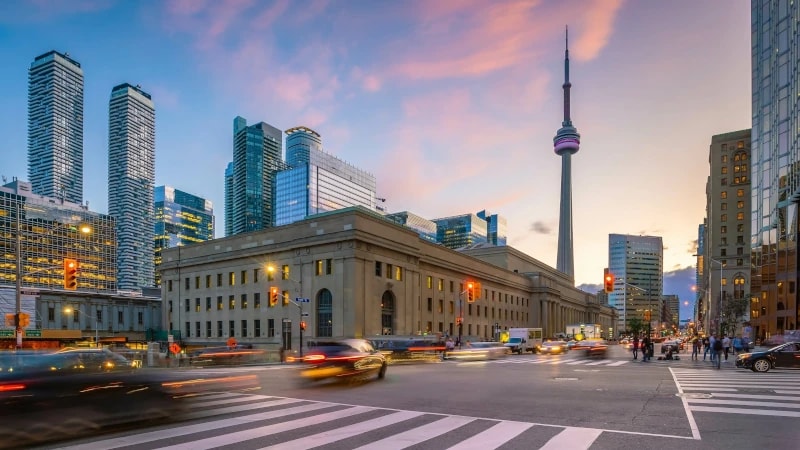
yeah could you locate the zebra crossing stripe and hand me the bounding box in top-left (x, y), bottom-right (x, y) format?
top-left (444, 420), bottom-right (533, 449)
top-left (690, 405), bottom-right (800, 417)
top-left (540, 426), bottom-right (603, 450)
top-left (584, 359), bottom-right (613, 366)
top-left (353, 415), bottom-right (476, 450)
top-left (263, 410), bottom-right (424, 449)
top-left (607, 360), bottom-right (628, 366)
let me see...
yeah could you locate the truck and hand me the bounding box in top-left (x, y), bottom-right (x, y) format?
top-left (565, 323), bottom-right (603, 340)
top-left (504, 328), bottom-right (543, 354)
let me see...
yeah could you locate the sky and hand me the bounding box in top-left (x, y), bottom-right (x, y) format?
top-left (0, 0), bottom-right (752, 321)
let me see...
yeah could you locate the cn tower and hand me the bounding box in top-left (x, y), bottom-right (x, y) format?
top-left (553, 26), bottom-right (580, 279)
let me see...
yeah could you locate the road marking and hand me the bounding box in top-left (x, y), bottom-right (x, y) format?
top-left (711, 392), bottom-right (800, 401)
top-left (669, 367), bottom-right (702, 440)
top-left (354, 415), bottom-right (476, 450)
top-left (444, 420), bottom-right (533, 450)
top-left (690, 405), bottom-right (800, 417)
top-left (775, 390), bottom-right (800, 394)
top-left (264, 410), bottom-right (424, 449)
top-left (688, 398), bottom-right (800, 409)
top-left (540, 426), bottom-right (603, 450)
top-left (584, 359), bottom-right (613, 366)
top-left (607, 360), bottom-right (629, 366)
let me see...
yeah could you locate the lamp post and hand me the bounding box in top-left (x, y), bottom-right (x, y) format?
top-left (64, 306), bottom-right (99, 347)
top-left (14, 198), bottom-right (91, 348)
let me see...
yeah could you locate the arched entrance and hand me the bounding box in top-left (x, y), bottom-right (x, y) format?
top-left (316, 289), bottom-right (332, 337)
top-left (381, 291), bottom-right (395, 335)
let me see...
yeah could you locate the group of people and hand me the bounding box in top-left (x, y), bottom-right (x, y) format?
top-left (630, 336), bottom-right (654, 361)
top-left (688, 334), bottom-right (749, 369)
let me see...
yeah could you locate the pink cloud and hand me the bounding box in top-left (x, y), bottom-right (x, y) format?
top-left (362, 75), bottom-right (381, 92)
top-left (573, 0), bottom-right (624, 61)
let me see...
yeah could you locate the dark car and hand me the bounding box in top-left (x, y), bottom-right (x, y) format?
top-left (736, 342), bottom-right (800, 372)
top-left (298, 338), bottom-right (387, 383)
top-left (661, 340), bottom-right (681, 354)
top-left (572, 340), bottom-right (608, 358)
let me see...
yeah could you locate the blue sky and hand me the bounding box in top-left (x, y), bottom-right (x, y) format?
top-left (0, 0), bottom-right (752, 321)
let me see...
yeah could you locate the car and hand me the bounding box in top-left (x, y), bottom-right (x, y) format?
top-left (566, 340), bottom-right (579, 350)
top-left (735, 342), bottom-right (800, 372)
top-left (447, 342), bottom-right (510, 361)
top-left (572, 340), bottom-right (608, 358)
top-left (538, 341), bottom-right (568, 355)
top-left (298, 338), bottom-right (387, 382)
top-left (661, 340), bottom-right (681, 354)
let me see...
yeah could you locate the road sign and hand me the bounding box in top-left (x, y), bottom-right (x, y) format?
top-left (296, 298), bottom-right (311, 303)
top-left (25, 329), bottom-right (41, 337)
top-left (0, 329), bottom-right (14, 337)
top-left (301, 312), bottom-right (309, 317)
top-left (168, 334), bottom-right (174, 343)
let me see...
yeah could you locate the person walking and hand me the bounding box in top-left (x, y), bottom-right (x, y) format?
top-left (632, 336), bottom-right (639, 360)
top-left (642, 336), bottom-right (652, 361)
top-left (702, 336), bottom-right (710, 361)
top-left (708, 335), bottom-right (717, 363)
top-left (712, 335), bottom-right (723, 369)
top-left (692, 336), bottom-right (701, 360)
top-left (722, 335), bottom-right (732, 361)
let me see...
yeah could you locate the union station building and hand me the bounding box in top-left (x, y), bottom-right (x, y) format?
top-left (159, 207), bottom-right (616, 350)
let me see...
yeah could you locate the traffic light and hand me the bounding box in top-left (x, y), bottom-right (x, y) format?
top-left (603, 269), bottom-right (614, 293)
top-left (466, 282), bottom-right (475, 302)
top-left (269, 286), bottom-right (279, 306)
top-left (456, 317), bottom-right (463, 326)
top-left (300, 321), bottom-right (306, 331)
top-left (64, 258), bottom-right (78, 290)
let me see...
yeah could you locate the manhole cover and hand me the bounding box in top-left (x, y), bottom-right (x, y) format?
top-left (678, 393), bottom-right (713, 399)
top-left (553, 377), bottom-right (579, 381)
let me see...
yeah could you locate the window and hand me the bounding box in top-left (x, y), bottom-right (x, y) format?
top-left (721, 226), bottom-right (727, 234)
top-left (241, 270), bottom-right (247, 284)
top-left (721, 154), bottom-right (728, 163)
top-left (229, 272), bottom-right (235, 285)
top-left (168, 280), bottom-right (173, 292)
top-left (48, 307), bottom-right (54, 321)
top-left (229, 295), bottom-right (235, 309)
top-left (737, 140), bottom-right (744, 149)
top-left (217, 273), bottom-right (223, 286)
top-left (254, 320), bottom-right (261, 337)
top-left (185, 277), bottom-right (190, 290)
top-left (117, 311), bottom-right (124, 324)
top-left (721, 178), bottom-right (727, 185)
top-left (217, 321), bottom-right (223, 337)
top-left (737, 189), bottom-right (744, 197)
top-left (217, 296), bottom-right (223, 310)
top-left (721, 203), bottom-right (727, 210)
top-left (737, 201), bottom-right (744, 209)
top-left (73, 310), bottom-right (79, 322)
top-left (375, 261), bottom-right (382, 276)
top-left (721, 166), bottom-right (728, 174)
top-left (283, 290), bottom-right (290, 306)
top-left (253, 268), bottom-right (259, 283)
top-left (316, 260), bottom-right (322, 276)
top-left (206, 275), bottom-right (211, 288)
top-left (721, 237), bottom-right (727, 245)
top-left (721, 214), bottom-right (727, 222)
top-left (427, 298), bottom-right (432, 311)
top-left (737, 224), bottom-right (744, 232)
top-left (721, 249), bottom-right (727, 256)
top-left (241, 294), bottom-right (248, 309)
top-left (195, 276), bottom-right (200, 289)
top-left (254, 292), bottom-right (261, 308)
top-left (737, 212), bottom-right (744, 220)
top-left (195, 298), bottom-right (200, 312)
top-left (450, 281), bottom-right (454, 292)
top-left (241, 320), bottom-right (248, 337)
top-left (438, 299), bottom-right (443, 313)
top-left (206, 321), bottom-right (211, 338)
top-left (317, 289), bottom-right (333, 337)
top-left (206, 297), bottom-right (211, 311)
top-left (282, 265), bottom-right (290, 280)
top-left (268, 319), bottom-right (275, 337)
top-left (268, 267), bottom-right (275, 281)
top-left (395, 266), bottom-right (403, 281)
top-left (438, 279), bottom-right (444, 291)
top-left (168, 301), bottom-right (173, 313)
top-left (325, 259), bottom-right (333, 275)
top-left (96, 309), bottom-right (102, 322)
top-left (138, 312), bottom-right (143, 325)
top-left (386, 263), bottom-right (393, 279)
top-left (449, 301), bottom-right (454, 314)
top-left (720, 191), bottom-right (727, 199)
top-left (229, 320), bottom-right (235, 337)
top-left (426, 276), bottom-right (433, 289)
top-left (195, 322), bottom-right (200, 338)
top-left (184, 300), bottom-right (189, 312)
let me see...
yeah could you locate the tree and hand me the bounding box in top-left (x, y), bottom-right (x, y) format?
top-left (721, 296), bottom-right (749, 336)
top-left (628, 317), bottom-right (644, 336)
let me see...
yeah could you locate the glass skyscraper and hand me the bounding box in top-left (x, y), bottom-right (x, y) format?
top-left (224, 162), bottom-right (234, 237)
top-left (384, 211), bottom-right (438, 243)
top-left (153, 186), bottom-right (214, 286)
top-left (477, 210), bottom-right (507, 246)
top-left (750, 1), bottom-right (800, 339)
top-left (432, 214), bottom-right (488, 249)
top-left (108, 83), bottom-right (155, 290)
top-left (0, 180), bottom-right (116, 293)
top-left (274, 126), bottom-right (377, 226)
top-left (231, 117), bottom-right (284, 234)
top-left (607, 234), bottom-right (663, 336)
top-left (27, 50), bottom-right (84, 204)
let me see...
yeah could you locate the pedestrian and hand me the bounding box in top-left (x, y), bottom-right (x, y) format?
top-left (708, 335), bottom-right (717, 362)
top-left (692, 336), bottom-right (701, 360)
top-left (733, 335), bottom-right (743, 355)
top-left (722, 335), bottom-right (732, 361)
top-left (712, 335), bottom-right (723, 369)
top-left (642, 336), bottom-right (651, 361)
top-left (702, 336), bottom-right (710, 360)
top-left (632, 336), bottom-right (639, 360)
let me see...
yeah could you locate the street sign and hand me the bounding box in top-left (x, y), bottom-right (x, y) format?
top-left (0, 329), bottom-right (14, 337)
top-left (296, 298), bottom-right (311, 303)
top-left (168, 334), bottom-right (174, 343)
top-left (25, 329), bottom-right (41, 337)
top-left (301, 312), bottom-right (309, 317)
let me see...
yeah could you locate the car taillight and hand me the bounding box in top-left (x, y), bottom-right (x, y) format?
top-left (304, 354), bottom-right (326, 362)
top-left (0, 383), bottom-right (26, 393)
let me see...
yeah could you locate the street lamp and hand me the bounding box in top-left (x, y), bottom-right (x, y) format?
top-left (267, 264), bottom-right (306, 356)
top-left (14, 199), bottom-right (91, 348)
top-left (63, 306), bottom-right (99, 347)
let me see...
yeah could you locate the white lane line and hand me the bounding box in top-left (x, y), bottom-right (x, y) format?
top-left (540, 426), bottom-right (604, 450)
top-left (711, 392), bottom-right (800, 400)
top-left (584, 359), bottom-right (613, 366)
top-left (688, 398), bottom-right (800, 408)
top-left (681, 387), bottom-right (738, 391)
top-left (690, 405), bottom-right (800, 417)
top-left (775, 390), bottom-right (800, 394)
top-left (163, 406), bottom-right (376, 450)
top-left (565, 360), bottom-right (589, 365)
top-left (669, 367), bottom-right (702, 440)
top-left (607, 360), bottom-right (629, 366)
top-left (444, 420), bottom-right (533, 450)
top-left (56, 401), bottom-right (332, 450)
top-left (263, 410), bottom-right (423, 450)
top-left (353, 415), bottom-right (476, 450)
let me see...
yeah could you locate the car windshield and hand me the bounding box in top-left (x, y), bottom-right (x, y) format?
top-left (507, 338), bottom-right (522, 343)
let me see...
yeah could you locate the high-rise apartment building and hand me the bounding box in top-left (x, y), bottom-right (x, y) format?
top-left (230, 117), bottom-right (284, 234)
top-left (0, 179), bottom-right (116, 293)
top-left (702, 130), bottom-right (751, 337)
top-left (153, 186), bottom-right (214, 286)
top-left (27, 50), bottom-right (84, 204)
top-left (275, 126), bottom-right (376, 226)
top-left (662, 294), bottom-right (679, 330)
top-left (607, 234), bottom-right (663, 336)
top-left (751, 1), bottom-right (799, 341)
top-left (224, 162), bottom-right (234, 237)
top-left (108, 83), bottom-right (155, 291)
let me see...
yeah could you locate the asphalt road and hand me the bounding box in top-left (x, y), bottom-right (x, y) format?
top-left (35, 345), bottom-right (800, 449)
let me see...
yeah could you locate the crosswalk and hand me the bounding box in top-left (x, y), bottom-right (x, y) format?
top-left (671, 368), bottom-right (800, 418)
top-left (53, 392), bottom-right (692, 449)
top-left (465, 354), bottom-right (742, 369)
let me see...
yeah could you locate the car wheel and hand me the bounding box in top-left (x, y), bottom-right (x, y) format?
top-left (752, 359), bottom-right (771, 372)
top-left (377, 363), bottom-right (387, 379)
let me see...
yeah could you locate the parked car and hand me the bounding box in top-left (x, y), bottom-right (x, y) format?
top-left (735, 342), bottom-right (800, 372)
top-left (297, 339), bottom-right (387, 382)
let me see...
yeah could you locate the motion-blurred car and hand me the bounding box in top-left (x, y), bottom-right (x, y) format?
top-left (538, 341), bottom-right (568, 354)
top-left (572, 340), bottom-right (608, 358)
top-left (661, 340), bottom-right (681, 354)
top-left (447, 342), bottom-right (509, 361)
top-left (735, 342), bottom-right (800, 372)
top-left (189, 345), bottom-right (267, 366)
top-left (298, 339), bottom-right (387, 382)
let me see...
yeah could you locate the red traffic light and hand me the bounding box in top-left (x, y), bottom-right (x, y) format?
top-left (64, 258), bottom-right (78, 290)
top-left (603, 269), bottom-right (614, 293)
top-left (300, 321), bottom-right (307, 331)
